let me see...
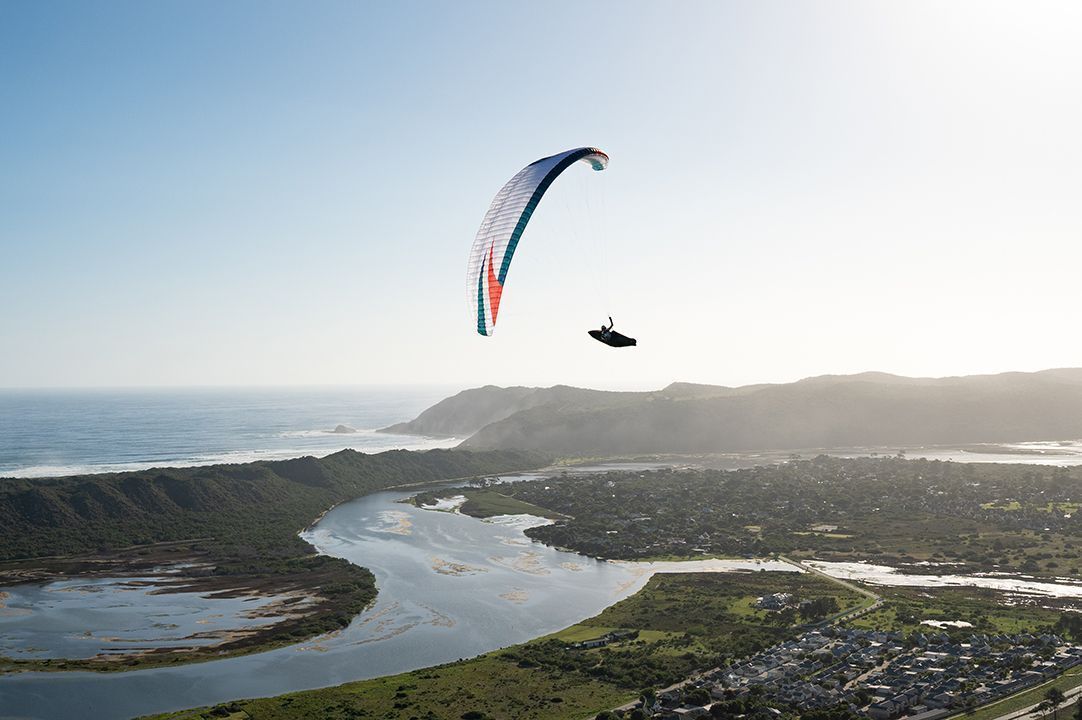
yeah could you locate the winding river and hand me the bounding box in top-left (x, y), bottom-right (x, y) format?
top-left (0, 469), bottom-right (790, 720)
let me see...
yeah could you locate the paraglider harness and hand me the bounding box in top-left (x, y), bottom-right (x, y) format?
top-left (589, 317), bottom-right (637, 347)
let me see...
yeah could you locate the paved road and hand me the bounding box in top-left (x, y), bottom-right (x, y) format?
top-left (779, 555), bottom-right (884, 621)
top-left (987, 678), bottom-right (1082, 720)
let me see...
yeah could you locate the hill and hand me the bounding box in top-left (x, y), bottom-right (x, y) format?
top-left (384, 370), bottom-right (1082, 456)
top-left (379, 384), bottom-right (649, 437)
top-left (0, 448), bottom-right (546, 561)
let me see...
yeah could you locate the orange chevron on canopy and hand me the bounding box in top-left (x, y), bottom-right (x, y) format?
top-left (486, 245), bottom-right (502, 324)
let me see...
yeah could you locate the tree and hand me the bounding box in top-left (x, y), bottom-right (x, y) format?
top-left (1045, 688), bottom-right (1067, 720)
top-left (683, 687), bottom-right (711, 706)
top-left (800, 597), bottom-right (840, 621)
top-left (1055, 614), bottom-right (1082, 642)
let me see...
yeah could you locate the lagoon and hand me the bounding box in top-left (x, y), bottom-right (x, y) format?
top-left (0, 574), bottom-right (309, 661)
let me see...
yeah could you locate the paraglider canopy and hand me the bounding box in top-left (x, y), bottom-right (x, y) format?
top-left (467, 147), bottom-right (609, 337)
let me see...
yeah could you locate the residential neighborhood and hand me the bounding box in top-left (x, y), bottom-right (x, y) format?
top-left (612, 627), bottom-right (1082, 720)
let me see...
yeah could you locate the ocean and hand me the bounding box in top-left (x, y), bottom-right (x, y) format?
top-left (0, 386), bottom-right (458, 479)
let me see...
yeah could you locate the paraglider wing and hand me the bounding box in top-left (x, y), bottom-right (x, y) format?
top-left (467, 147), bottom-right (609, 336)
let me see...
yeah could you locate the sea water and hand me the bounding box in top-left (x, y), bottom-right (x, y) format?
top-left (0, 386), bottom-right (456, 478)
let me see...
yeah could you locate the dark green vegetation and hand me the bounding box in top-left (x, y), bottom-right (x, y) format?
top-left (435, 456), bottom-right (1082, 579)
top-left (848, 585), bottom-right (1064, 636)
top-left (0, 449), bottom-right (544, 561)
top-left (146, 571), bottom-right (859, 720)
top-left (383, 369), bottom-right (1082, 455)
top-left (0, 449), bottom-right (545, 672)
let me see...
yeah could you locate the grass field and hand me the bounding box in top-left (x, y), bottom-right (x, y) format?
top-left (458, 489), bottom-right (567, 520)
top-left (846, 585), bottom-right (1062, 636)
top-left (981, 500), bottom-right (1024, 511)
top-left (151, 653), bottom-right (631, 720)
top-left (979, 500), bottom-right (1081, 515)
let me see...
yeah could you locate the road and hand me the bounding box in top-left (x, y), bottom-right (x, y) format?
top-left (986, 676), bottom-right (1082, 720)
top-left (778, 555), bottom-right (884, 621)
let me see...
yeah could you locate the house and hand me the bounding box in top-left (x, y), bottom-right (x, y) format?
top-left (756, 593), bottom-right (794, 611)
top-left (867, 700), bottom-right (897, 720)
top-left (925, 692), bottom-right (956, 709)
top-left (907, 710), bottom-right (951, 720)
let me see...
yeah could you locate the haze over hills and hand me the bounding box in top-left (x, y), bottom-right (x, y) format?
top-left (381, 369), bottom-right (1082, 456)
top-left (379, 385), bottom-right (650, 438)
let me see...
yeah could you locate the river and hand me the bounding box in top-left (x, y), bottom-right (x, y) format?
top-left (0, 468), bottom-right (791, 720)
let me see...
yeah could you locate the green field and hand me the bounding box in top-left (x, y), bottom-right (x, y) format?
top-left (458, 488), bottom-right (568, 520)
top-left (150, 654), bottom-right (631, 720)
top-left (980, 500), bottom-right (1081, 515)
top-left (980, 500), bottom-right (1023, 511)
top-left (846, 585), bottom-right (1062, 635)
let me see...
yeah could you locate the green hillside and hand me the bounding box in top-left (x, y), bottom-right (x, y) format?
top-left (0, 448), bottom-right (546, 561)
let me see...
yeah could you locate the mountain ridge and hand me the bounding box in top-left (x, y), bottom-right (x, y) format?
top-left (381, 369), bottom-right (1082, 455)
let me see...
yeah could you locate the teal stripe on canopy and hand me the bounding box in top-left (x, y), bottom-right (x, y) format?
top-left (496, 147), bottom-right (602, 285)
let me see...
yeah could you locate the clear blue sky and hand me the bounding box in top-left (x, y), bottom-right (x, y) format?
top-left (2, 1), bottom-right (1080, 389)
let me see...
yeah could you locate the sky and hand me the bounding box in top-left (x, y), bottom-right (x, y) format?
top-left (2, 1), bottom-right (1080, 390)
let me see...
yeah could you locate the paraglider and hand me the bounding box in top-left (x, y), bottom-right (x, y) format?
top-left (589, 317), bottom-right (637, 347)
top-left (466, 147), bottom-right (636, 347)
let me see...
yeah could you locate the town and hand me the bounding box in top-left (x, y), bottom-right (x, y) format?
top-left (610, 626), bottom-right (1082, 720)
